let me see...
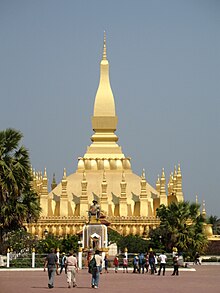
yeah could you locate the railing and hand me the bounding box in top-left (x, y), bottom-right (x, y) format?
top-left (1, 251), bottom-right (220, 269)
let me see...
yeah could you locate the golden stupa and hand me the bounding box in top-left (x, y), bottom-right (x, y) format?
top-left (27, 33), bottom-right (184, 238)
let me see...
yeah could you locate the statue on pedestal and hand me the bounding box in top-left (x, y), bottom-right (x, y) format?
top-left (88, 200), bottom-right (100, 222)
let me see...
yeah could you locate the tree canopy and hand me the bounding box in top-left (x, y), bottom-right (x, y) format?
top-left (149, 201), bottom-right (208, 257)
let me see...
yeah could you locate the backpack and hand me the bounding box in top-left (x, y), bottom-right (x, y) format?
top-left (88, 256), bottom-right (97, 274)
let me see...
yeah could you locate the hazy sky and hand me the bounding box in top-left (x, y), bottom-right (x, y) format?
top-left (0, 0), bottom-right (219, 217)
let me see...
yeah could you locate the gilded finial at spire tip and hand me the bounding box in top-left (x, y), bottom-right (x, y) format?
top-left (102, 31), bottom-right (107, 60)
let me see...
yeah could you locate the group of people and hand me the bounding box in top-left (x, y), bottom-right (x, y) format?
top-left (131, 250), bottom-right (167, 275)
top-left (130, 249), bottom-right (181, 276)
top-left (44, 248), bottom-right (182, 289)
top-left (44, 248), bottom-right (103, 289)
top-left (44, 248), bottom-right (78, 289)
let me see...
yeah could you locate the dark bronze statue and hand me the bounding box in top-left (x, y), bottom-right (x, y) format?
top-left (88, 200), bottom-right (100, 221)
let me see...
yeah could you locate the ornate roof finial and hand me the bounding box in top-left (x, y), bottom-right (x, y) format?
top-left (161, 168), bottom-right (165, 179)
top-left (195, 194), bottom-right (198, 204)
top-left (102, 31), bottom-right (107, 60)
top-left (63, 168), bottom-right (67, 179)
top-left (141, 168), bottom-right (145, 179)
top-left (202, 200), bottom-right (206, 217)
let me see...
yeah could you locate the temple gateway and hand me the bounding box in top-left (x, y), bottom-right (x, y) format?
top-left (27, 34), bottom-right (185, 239)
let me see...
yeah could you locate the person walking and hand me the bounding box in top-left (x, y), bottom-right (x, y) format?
top-left (194, 252), bottom-right (201, 265)
top-left (154, 252), bottom-right (158, 273)
top-left (145, 253), bottom-right (149, 273)
top-left (148, 249), bottom-right (156, 275)
top-left (113, 255), bottom-right (119, 273)
top-left (157, 251), bottom-right (167, 276)
top-left (104, 255), bottom-right (109, 273)
top-left (65, 251), bottom-right (78, 288)
top-left (132, 254), bottom-right (139, 273)
top-left (91, 250), bottom-right (102, 289)
top-left (60, 252), bottom-right (66, 275)
top-left (172, 253), bottom-right (179, 276)
top-left (44, 248), bottom-right (59, 289)
top-left (123, 255), bottom-right (128, 273)
top-left (138, 253), bottom-right (145, 274)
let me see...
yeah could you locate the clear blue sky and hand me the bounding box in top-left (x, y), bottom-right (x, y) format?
top-left (0, 0), bottom-right (219, 217)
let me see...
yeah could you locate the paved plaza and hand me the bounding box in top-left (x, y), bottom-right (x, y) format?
top-left (0, 266), bottom-right (220, 293)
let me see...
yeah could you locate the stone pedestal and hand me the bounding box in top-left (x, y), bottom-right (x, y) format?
top-left (82, 216), bottom-right (108, 251)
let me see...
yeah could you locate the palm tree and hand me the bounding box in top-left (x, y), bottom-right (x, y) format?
top-left (0, 128), bottom-right (41, 250)
top-left (156, 201), bottom-right (207, 256)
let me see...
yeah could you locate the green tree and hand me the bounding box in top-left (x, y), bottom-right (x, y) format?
top-left (0, 128), bottom-right (41, 251)
top-left (60, 235), bottom-right (79, 253)
top-left (108, 229), bottom-right (123, 246)
top-left (2, 228), bottom-right (35, 253)
top-left (108, 229), bottom-right (149, 253)
top-left (118, 234), bottom-right (149, 253)
top-left (36, 234), bottom-right (61, 254)
top-left (154, 201), bottom-right (207, 257)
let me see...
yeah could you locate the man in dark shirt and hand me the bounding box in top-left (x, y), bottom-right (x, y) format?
top-left (44, 248), bottom-right (59, 288)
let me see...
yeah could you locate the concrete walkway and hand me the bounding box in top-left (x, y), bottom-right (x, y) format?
top-left (0, 265), bottom-right (219, 293)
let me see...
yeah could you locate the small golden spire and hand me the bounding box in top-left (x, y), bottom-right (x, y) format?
top-left (160, 168), bottom-right (166, 196)
top-left (196, 194), bottom-right (198, 204)
top-left (156, 174), bottom-right (160, 194)
top-left (63, 168), bottom-right (67, 179)
top-left (142, 168), bottom-right (146, 179)
top-left (51, 173), bottom-right (57, 190)
top-left (202, 200), bottom-right (206, 217)
top-left (102, 31), bottom-right (107, 60)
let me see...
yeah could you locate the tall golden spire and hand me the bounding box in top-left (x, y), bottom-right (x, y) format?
top-left (93, 31), bottom-right (116, 117)
top-left (83, 32), bottom-right (125, 161)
